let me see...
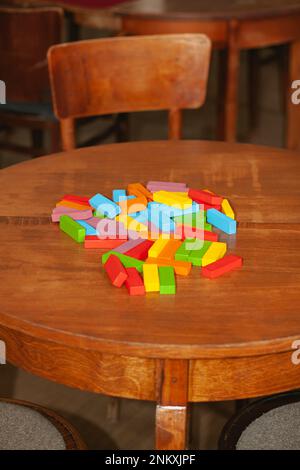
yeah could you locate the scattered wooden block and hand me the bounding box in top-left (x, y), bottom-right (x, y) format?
top-left (112, 189), bottom-right (126, 203)
top-left (188, 188), bottom-right (223, 206)
top-left (188, 241), bottom-right (212, 266)
top-left (89, 193), bottom-right (121, 218)
top-left (51, 208), bottom-right (93, 222)
top-left (125, 240), bottom-right (154, 260)
top-left (158, 266), bottom-right (176, 294)
top-left (202, 255), bottom-right (243, 279)
top-left (146, 257), bottom-right (191, 276)
top-left (221, 198), bottom-right (235, 220)
top-left (104, 255), bottom-right (128, 287)
top-left (84, 238), bottom-right (125, 249)
top-left (201, 242), bottom-right (227, 267)
top-left (125, 268), bottom-right (145, 295)
top-left (142, 263), bottom-right (160, 292)
top-left (59, 215), bottom-right (85, 243)
top-left (158, 240), bottom-right (182, 261)
top-left (102, 252), bottom-right (144, 272)
top-left (56, 200), bottom-right (90, 211)
top-left (207, 208), bottom-right (237, 235)
top-left (148, 239), bottom-right (170, 258)
top-left (153, 191), bottom-right (192, 209)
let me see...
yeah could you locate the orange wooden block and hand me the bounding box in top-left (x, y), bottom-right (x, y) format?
top-left (146, 257), bottom-right (191, 276)
top-left (56, 200), bottom-right (90, 211)
top-left (158, 240), bottom-right (183, 261)
top-left (128, 183), bottom-right (153, 201)
top-left (119, 195), bottom-right (147, 214)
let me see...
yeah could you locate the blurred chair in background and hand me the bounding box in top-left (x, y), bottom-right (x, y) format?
top-left (219, 391), bottom-right (300, 450)
top-left (0, 7), bottom-right (63, 157)
top-left (47, 34), bottom-right (212, 150)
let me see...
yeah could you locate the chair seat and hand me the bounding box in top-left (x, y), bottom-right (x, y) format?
top-left (236, 402), bottom-right (300, 450)
top-left (0, 102), bottom-right (56, 120)
top-left (0, 399), bottom-right (87, 450)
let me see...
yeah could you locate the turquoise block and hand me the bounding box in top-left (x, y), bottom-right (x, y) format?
top-left (76, 220), bottom-right (97, 236)
top-left (206, 209), bottom-right (237, 235)
top-left (89, 193), bottom-right (121, 219)
top-left (112, 189), bottom-right (126, 202)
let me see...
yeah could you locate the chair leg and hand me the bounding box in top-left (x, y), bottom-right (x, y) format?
top-left (116, 113), bottom-right (130, 142)
top-left (106, 397), bottom-right (121, 423)
top-left (224, 20), bottom-right (240, 143)
top-left (217, 49), bottom-right (227, 141)
top-left (235, 399), bottom-right (250, 413)
top-left (31, 129), bottom-right (44, 157)
top-left (49, 122), bottom-right (61, 154)
top-left (248, 49), bottom-right (261, 133)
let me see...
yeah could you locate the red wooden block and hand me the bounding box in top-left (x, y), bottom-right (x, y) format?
top-left (125, 240), bottom-right (154, 260)
top-left (203, 202), bottom-right (222, 211)
top-left (202, 254), bottom-right (243, 279)
top-left (188, 188), bottom-right (223, 206)
top-left (85, 239), bottom-right (125, 249)
top-left (63, 194), bottom-right (90, 204)
top-left (176, 225), bottom-right (218, 242)
top-left (125, 268), bottom-right (145, 296)
top-left (104, 255), bottom-right (128, 287)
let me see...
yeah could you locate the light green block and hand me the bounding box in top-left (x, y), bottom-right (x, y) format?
top-left (159, 266), bottom-right (176, 295)
top-left (59, 215), bottom-right (85, 243)
top-left (173, 211), bottom-right (205, 228)
top-left (102, 251), bottom-right (144, 272)
top-left (188, 241), bottom-right (212, 266)
top-left (175, 239), bottom-right (194, 261)
top-left (93, 210), bottom-right (106, 219)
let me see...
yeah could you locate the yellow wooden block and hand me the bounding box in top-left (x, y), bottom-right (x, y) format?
top-left (143, 264), bottom-right (160, 292)
top-left (170, 192), bottom-right (188, 197)
top-left (148, 238), bottom-right (169, 258)
top-left (116, 214), bottom-right (148, 235)
top-left (153, 190), bottom-right (192, 209)
top-left (202, 242), bottom-right (227, 267)
top-left (221, 198), bottom-right (235, 220)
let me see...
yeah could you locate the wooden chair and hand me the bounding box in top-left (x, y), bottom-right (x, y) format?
top-left (48, 34), bottom-right (212, 150)
top-left (0, 7), bottom-right (63, 157)
top-left (0, 398), bottom-right (86, 450)
top-left (219, 391), bottom-right (300, 450)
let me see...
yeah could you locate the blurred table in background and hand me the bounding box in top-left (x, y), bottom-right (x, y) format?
top-left (116, 0), bottom-right (300, 150)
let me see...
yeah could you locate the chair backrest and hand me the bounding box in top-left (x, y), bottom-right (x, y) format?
top-left (48, 34), bottom-right (211, 150)
top-left (0, 7), bottom-right (63, 103)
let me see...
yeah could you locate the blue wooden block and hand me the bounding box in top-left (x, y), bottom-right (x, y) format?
top-left (76, 220), bottom-right (98, 236)
top-left (130, 209), bottom-right (149, 224)
top-left (89, 193), bottom-right (121, 219)
top-left (112, 189), bottom-right (126, 202)
top-left (206, 209), bottom-right (237, 235)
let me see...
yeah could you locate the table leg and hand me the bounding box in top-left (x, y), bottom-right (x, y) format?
top-left (225, 20), bottom-right (240, 143)
top-left (287, 40), bottom-right (300, 150)
top-left (155, 359), bottom-right (189, 450)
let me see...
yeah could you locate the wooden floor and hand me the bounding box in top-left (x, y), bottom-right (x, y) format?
top-left (0, 33), bottom-right (285, 449)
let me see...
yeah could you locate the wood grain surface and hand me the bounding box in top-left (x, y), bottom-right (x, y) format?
top-left (0, 141), bottom-right (300, 359)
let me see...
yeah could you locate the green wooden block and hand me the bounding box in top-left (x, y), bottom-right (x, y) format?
top-left (204, 222), bottom-right (212, 231)
top-left (173, 211), bottom-right (205, 228)
top-left (59, 215), bottom-right (85, 243)
top-left (102, 251), bottom-right (144, 272)
top-left (93, 210), bottom-right (106, 219)
top-left (175, 239), bottom-right (194, 261)
top-left (188, 241), bottom-right (212, 266)
top-left (159, 266), bottom-right (176, 295)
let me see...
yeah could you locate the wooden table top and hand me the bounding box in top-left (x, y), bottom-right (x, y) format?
top-left (116, 0), bottom-right (300, 21)
top-left (1, 140), bottom-right (300, 360)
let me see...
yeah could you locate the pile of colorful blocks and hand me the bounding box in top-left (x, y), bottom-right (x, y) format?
top-left (52, 181), bottom-right (243, 296)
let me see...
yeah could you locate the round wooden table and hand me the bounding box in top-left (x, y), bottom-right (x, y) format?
top-left (1, 140), bottom-right (300, 450)
top-left (116, 0), bottom-right (300, 150)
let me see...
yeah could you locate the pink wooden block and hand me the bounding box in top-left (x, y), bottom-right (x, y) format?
top-left (51, 208), bottom-right (93, 222)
